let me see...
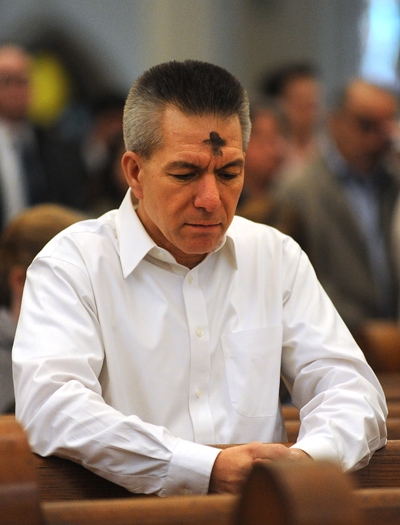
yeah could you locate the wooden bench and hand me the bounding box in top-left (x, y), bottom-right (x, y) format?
top-left (34, 471), bottom-right (400, 525)
top-left (3, 416), bottom-right (400, 499)
top-left (34, 454), bottom-right (134, 501)
top-left (0, 415), bottom-right (237, 524)
top-left (2, 416), bottom-right (400, 524)
top-left (42, 494), bottom-right (237, 525)
top-left (237, 458), bottom-right (400, 525)
top-left (0, 415), bottom-right (43, 525)
top-left (218, 441), bottom-right (400, 490)
top-left (351, 440), bottom-right (400, 488)
top-left (355, 321), bottom-right (400, 373)
top-left (388, 400), bottom-right (400, 417)
top-left (235, 458), bottom-right (361, 525)
top-left (378, 373), bottom-right (400, 401)
top-left (355, 488), bottom-right (400, 525)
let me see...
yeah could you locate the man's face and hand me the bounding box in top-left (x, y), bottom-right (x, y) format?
top-left (0, 47), bottom-right (32, 122)
top-left (245, 111), bottom-right (286, 184)
top-left (122, 106), bottom-right (245, 268)
top-left (282, 76), bottom-right (321, 134)
top-left (331, 82), bottom-right (398, 174)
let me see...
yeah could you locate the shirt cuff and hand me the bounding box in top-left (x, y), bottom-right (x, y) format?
top-left (291, 437), bottom-right (341, 467)
top-left (163, 439), bottom-right (221, 496)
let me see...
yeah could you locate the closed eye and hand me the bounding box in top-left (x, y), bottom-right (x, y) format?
top-left (169, 172), bottom-right (197, 181)
top-left (218, 172), bottom-right (240, 181)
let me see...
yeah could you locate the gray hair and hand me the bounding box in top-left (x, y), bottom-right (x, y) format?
top-left (123, 59), bottom-right (251, 158)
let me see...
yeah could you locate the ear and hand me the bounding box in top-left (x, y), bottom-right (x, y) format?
top-left (121, 151), bottom-right (144, 200)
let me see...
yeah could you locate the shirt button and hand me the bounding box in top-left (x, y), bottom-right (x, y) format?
top-left (196, 329), bottom-right (203, 337)
top-left (196, 390), bottom-right (202, 398)
top-left (188, 275), bottom-right (193, 284)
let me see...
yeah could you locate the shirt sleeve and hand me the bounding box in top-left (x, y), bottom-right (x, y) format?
top-left (12, 249), bottom-right (220, 496)
top-left (280, 237), bottom-right (388, 471)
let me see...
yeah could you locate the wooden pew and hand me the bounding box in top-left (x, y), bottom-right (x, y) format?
top-left (42, 494), bottom-right (237, 525)
top-left (36, 441), bottom-right (400, 498)
top-left (0, 415), bottom-right (237, 525)
top-left (2, 416), bottom-right (400, 525)
top-left (352, 440), bottom-right (400, 488)
top-left (5, 415), bottom-right (400, 496)
top-left (37, 471), bottom-right (400, 525)
top-left (34, 454), bottom-right (134, 501)
top-left (355, 488), bottom-right (400, 525)
top-left (235, 458), bottom-right (361, 525)
top-left (378, 373), bottom-right (400, 401)
top-left (0, 415), bottom-right (43, 525)
top-left (219, 441), bottom-right (400, 489)
top-left (236, 457), bottom-right (400, 525)
top-left (281, 404), bottom-right (300, 420)
top-left (355, 321), bottom-right (400, 373)
top-left (388, 400), bottom-right (400, 417)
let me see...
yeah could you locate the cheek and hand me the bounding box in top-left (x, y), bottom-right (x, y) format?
top-left (224, 186), bottom-right (243, 213)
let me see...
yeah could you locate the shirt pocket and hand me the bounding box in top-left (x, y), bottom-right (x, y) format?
top-left (221, 326), bottom-right (282, 417)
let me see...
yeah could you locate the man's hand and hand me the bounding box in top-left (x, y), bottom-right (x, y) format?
top-left (208, 442), bottom-right (309, 494)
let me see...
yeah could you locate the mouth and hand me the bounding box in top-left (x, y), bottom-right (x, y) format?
top-left (185, 223), bottom-right (221, 231)
top-left (186, 221), bottom-right (221, 226)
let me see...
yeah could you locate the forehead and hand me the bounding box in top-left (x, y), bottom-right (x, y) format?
top-left (0, 48), bottom-right (30, 74)
top-left (252, 111), bottom-right (279, 131)
top-left (284, 77), bottom-right (320, 98)
top-left (345, 84), bottom-right (397, 119)
top-left (159, 106), bottom-right (243, 153)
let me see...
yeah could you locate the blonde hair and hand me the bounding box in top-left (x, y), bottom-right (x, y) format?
top-left (0, 204), bottom-right (85, 307)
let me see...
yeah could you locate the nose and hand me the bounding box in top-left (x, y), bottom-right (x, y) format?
top-left (193, 174), bottom-right (221, 212)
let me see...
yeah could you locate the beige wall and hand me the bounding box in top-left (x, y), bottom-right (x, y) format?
top-left (0, 0), bottom-right (369, 101)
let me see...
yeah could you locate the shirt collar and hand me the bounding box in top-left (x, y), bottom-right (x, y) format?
top-left (116, 190), bottom-right (157, 277)
top-left (115, 190), bottom-right (238, 277)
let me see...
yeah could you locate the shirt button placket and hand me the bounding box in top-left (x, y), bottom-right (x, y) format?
top-left (183, 269), bottom-right (215, 442)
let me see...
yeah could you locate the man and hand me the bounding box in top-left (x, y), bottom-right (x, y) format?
top-left (0, 44), bottom-right (87, 231)
top-left (13, 61), bottom-right (386, 497)
top-left (261, 62), bottom-right (323, 180)
top-left (236, 102), bottom-right (288, 224)
top-left (275, 79), bottom-right (400, 336)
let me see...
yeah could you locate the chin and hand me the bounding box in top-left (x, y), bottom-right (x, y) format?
top-left (182, 242), bottom-right (219, 256)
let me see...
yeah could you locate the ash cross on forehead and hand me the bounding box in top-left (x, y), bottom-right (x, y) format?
top-left (203, 131), bottom-right (226, 156)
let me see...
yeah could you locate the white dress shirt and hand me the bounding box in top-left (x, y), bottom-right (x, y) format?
top-left (13, 190), bottom-right (387, 496)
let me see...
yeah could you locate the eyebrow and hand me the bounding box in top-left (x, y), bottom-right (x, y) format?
top-left (165, 159), bottom-right (244, 172)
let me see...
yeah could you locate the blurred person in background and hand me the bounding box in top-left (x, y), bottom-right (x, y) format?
top-left (81, 95), bottom-right (128, 216)
top-left (275, 78), bottom-right (400, 337)
top-left (0, 43), bottom-right (87, 232)
top-left (261, 61), bottom-right (323, 180)
top-left (0, 204), bottom-right (85, 414)
top-left (81, 93), bottom-right (125, 181)
top-left (84, 133), bottom-right (133, 217)
top-left (236, 101), bottom-right (288, 224)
